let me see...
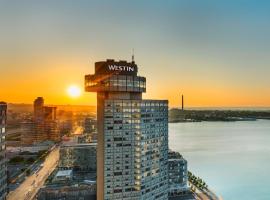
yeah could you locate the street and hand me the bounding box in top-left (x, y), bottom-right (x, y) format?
top-left (7, 146), bottom-right (59, 200)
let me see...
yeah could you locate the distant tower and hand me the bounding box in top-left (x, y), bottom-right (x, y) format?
top-left (132, 48), bottom-right (135, 63)
top-left (34, 97), bottom-right (44, 122)
top-left (182, 94), bottom-right (184, 111)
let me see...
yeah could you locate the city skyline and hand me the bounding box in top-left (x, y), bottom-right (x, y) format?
top-left (1, 0), bottom-right (270, 107)
top-left (1, 1), bottom-right (270, 199)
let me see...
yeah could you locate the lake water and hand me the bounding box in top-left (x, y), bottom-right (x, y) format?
top-left (169, 120), bottom-right (270, 200)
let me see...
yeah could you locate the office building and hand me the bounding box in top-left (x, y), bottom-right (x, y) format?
top-left (168, 151), bottom-right (194, 200)
top-left (85, 59), bottom-right (169, 200)
top-left (38, 141), bottom-right (96, 200)
top-left (59, 142), bottom-right (97, 172)
top-left (43, 106), bottom-right (58, 141)
top-left (0, 102), bottom-right (7, 200)
top-left (20, 120), bottom-right (37, 145)
top-left (84, 117), bottom-right (96, 133)
top-left (83, 117), bottom-right (97, 141)
top-left (34, 97), bottom-right (45, 122)
top-left (21, 98), bottom-right (60, 145)
top-left (37, 184), bottom-right (96, 200)
top-left (77, 133), bottom-right (93, 143)
top-left (37, 169), bottom-right (96, 200)
top-left (59, 119), bottom-right (73, 136)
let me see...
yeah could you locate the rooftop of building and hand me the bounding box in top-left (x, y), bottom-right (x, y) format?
top-left (61, 142), bottom-right (97, 148)
top-left (61, 137), bottom-right (97, 147)
top-left (96, 58), bottom-right (136, 66)
top-left (86, 59), bottom-right (139, 77)
top-left (55, 170), bottom-right (73, 177)
top-left (169, 150), bottom-right (185, 159)
top-left (169, 192), bottom-right (196, 200)
top-left (45, 168), bottom-right (96, 188)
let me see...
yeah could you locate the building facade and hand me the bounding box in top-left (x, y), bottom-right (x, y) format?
top-left (85, 59), bottom-right (169, 200)
top-left (168, 151), bottom-right (189, 198)
top-left (21, 98), bottom-right (60, 146)
top-left (20, 120), bottom-right (37, 145)
top-left (34, 97), bottom-right (45, 122)
top-left (84, 117), bottom-right (96, 134)
top-left (37, 168), bottom-right (96, 200)
top-left (0, 102), bottom-right (7, 200)
top-left (59, 143), bottom-right (97, 172)
top-left (37, 184), bottom-right (96, 200)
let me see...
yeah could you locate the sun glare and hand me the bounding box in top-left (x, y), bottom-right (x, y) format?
top-left (67, 85), bottom-right (81, 98)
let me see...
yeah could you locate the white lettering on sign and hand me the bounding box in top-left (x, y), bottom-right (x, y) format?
top-left (108, 65), bottom-right (134, 72)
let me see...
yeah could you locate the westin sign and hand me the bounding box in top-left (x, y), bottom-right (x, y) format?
top-left (108, 65), bottom-right (135, 72)
top-left (95, 61), bottom-right (138, 75)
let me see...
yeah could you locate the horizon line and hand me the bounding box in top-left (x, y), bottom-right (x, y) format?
top-left (5, 102), bottom-right (270, 110)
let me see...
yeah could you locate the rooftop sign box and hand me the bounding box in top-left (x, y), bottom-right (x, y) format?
top-left (95, 60), bottom-right (138, 75)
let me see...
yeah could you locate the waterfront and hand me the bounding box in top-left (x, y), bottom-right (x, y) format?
top-left (169, 120), bottom-right (270, 200)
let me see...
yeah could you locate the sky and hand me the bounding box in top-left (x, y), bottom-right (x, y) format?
top-left (0, 0), bottom-right (270, 107)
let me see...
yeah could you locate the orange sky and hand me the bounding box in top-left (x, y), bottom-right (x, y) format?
top-left (1, 54), bottom-right (269, 108)
top-left (1, 1), bottom-right (270, 107)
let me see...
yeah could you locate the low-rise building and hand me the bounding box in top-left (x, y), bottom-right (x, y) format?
top-left (37, 138), bottom-right (97, 200)
top-left (77, 133), bottom-right (92, 143)
top-left (168, 151), bottom-right (195, 200)
top-left (37, 170), bottom-right (96, 200)
top-left (37, 184), bottom-right (96, 200)
top-left (53, 170), bottom-right (73, 182)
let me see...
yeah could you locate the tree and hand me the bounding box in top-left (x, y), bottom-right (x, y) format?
top-left (26, 157), bottom-right (35, 164)
top-left (26, 169), bottom-right (31, 176)
top-left (9, 156), bottom-right (24, 164)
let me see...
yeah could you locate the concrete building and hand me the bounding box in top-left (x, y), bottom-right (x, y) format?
top-left (168, 151), bottom-right (193, 199)
top-left (53, 170), bottom-right (73, 182)
top-left (20, 120), bottom-right (36, 145)
top-left (37, 169), bottom-right (96, 200)
top-left (34, 98), bottom-right (59, 143)
top-left (37, 141), bottom-right (96, 200)
top-left (85, 59), bottom-right (169, 200)
top-left (37, 183), bottom-right (96, 200)
top-left (0, 102), bottom-right (7, 200)
top-left (59, 119), bottom-right (73, 136)
top-left (84, 117), bottom-right (96, 133)
top-left (77, 133), bottom-right (92, 143)
top-left (21, 98), bottom-right (60, 146)
top-left (59, 143), bottom-right (97, 172)
top-left (83, 117), bottom-right (97, 141)
top-left (39, 103), bottom-right (59, 142)
top-left (34, 97), bottom-right (45, 122)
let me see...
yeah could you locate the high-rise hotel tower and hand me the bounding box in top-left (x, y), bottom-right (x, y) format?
top-left (85, 59), bottom-right (169, 200)
top-left (0, 102), bottom-right (7, 200)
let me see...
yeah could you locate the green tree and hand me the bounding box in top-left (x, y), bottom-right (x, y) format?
top-left (26, 169), bottom-right (31, 176)
top-left (9, 156), bottom-right (24, 164)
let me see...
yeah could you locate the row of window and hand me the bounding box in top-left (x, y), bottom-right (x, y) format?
top-left (86, 75), bottom-right (146, 92)
top-left (105, 100), bottom-right (168, 107)
top-left (103, 99), bottom-right (168, 199)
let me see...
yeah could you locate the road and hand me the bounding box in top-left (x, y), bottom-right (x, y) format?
top-left (7, 146), bottom-right (59, 200)
top-left (189, 181), bottom-right (220, 200)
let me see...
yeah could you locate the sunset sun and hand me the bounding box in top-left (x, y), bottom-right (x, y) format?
top-left (67, 85), bottom-right (81, 98)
